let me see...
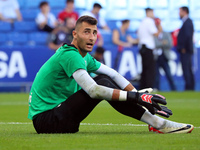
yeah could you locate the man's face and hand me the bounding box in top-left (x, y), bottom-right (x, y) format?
top-left (94, 7), bottom-right (101, 14)
top-left (41, 4), bottom-right (50, 13)
top-left (73, 22), bottom-right (98, 53)
top-left (66, 18), bottom-right (75, 29)
top-left (67, 2), bottom-right (74, 11)
top-left (179, 8), bottom-right (185, 19)
top-left (149, 10), bottom-right (154, 18)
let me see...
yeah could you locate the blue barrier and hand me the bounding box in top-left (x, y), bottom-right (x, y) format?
top-left (0, 46), bottom-right (199, 92)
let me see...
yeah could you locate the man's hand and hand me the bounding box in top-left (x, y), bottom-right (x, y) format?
top-left (155, 105), bottom-right (173, 118)
top-left (138, 88), bottom-right (153, 93)
top-left (127, 92), bottom-right (166, 115)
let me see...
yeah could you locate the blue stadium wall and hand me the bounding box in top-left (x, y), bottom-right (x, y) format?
top-left (0, 45), bottom-right (200, 92)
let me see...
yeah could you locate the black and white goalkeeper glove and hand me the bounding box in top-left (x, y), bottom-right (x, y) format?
top-left (138, 88), bottom-right (173, 118)
top-left (127, 92), bottom-right (167, 115)
top-left (154, 105), bottom-right (173, 118)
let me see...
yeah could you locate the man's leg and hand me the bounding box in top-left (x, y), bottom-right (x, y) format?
top-left (140, 48), bottom-right (156, 89)
top-left (180, 53), bottom-right (194, 90)
top-left (161, 55), bottom-right (176, 91)
top-left (33, 74), bottom-right (193, 134)
top-left (33, 75), bottom-right (146, 133)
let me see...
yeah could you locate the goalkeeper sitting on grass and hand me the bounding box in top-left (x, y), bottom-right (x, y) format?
top-left (28, 15), bottom-right (194, 134)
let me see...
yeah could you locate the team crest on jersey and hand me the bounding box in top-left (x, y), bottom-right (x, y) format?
top-left (141, 94), bottom-right (153, 104)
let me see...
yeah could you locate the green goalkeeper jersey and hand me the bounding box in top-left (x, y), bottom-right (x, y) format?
top-left (28, 44), bottom-right (101, 120)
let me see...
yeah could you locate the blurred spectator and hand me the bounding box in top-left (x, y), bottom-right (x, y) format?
top-left (137, 8), bottom-right (162, 89)
top-left (36, 1), bottom-right (58, 32)
top-left (47, 17), bottom-right (74, 50)
top-left (177, 6), bottom-right (195, 90)
top-left (90, 46), bottom-right (105, 77)
top-left (81, 3), bottom-right (109, 30)
top-left (93, 46), bottom-right (105, 64)
top-left (0, 0), bottom-right (22, 23)
top-left (58, 0), bottom-right (78, 25)
top-left (112, 19), bottom-right (138, 69)
top-left (153, 18), bottom-right (176, 91)
top-left (112, 19), bottom-right (138, 47)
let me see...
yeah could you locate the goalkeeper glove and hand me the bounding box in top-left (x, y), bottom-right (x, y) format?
top-left (127, 92), bottom-right (166, 115)
top-left (155, 105), bottom-right (173, 118)
top-left (138, 88), bottom-right (153, 93)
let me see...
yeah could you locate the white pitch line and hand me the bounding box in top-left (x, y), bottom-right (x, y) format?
top-left (0, 122), bottom-right (199, 128)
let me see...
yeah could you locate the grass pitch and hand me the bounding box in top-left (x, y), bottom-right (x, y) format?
top-left (0, 92), bottom-right (199, 150)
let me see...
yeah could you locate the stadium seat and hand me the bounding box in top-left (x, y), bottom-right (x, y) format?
top-left (168, 0), bottom-right (189, 10)
top-left (149, 0), bottom-right (168, 8)
top-left (190, 9), bottom-right (200, 20)
top-left (128, 9), bottom-right (145, 20)
top-left (190, 0), bottom-right (200, 10)
top-left (106, 20), bottom-right (117, 30)
top-left (128, 20), bottom-right (140, 32)
top-left (194, 21), bottom-right (200, 32)
top-left (21, 9), bottom-right (39, 21)
top-left (0, 33), bottom-right (7, 44)
top-left (110, 0), bottom-right (128, 9)
top-left (169, 9), bottom-right (180, 20)
top-left (162, 20), bottom-right (182, 32)
top-left (25, 0), bottom-right (43, 9)
top-left (128, 0), bottom-right (148, 9)
top-left (7, 32), bottom-right (28, 45)
top-left (48, 0), bottom-right (65, 9)
top-left (51, 8), bottom-right (63, 17)
top-left (0, 21), bottom-right (12, 32)
top-left (28, 32), bottom-right (49, 45)
top-left (154, 9), bottom-right (169, 20)
top-left (106, 9), bottom-right (128, 20)
top-left (101, 31), bottom-right (113, 45)
top-left (18, 0), bottom-right (25, 9)
top-left (13, 21), bottom-right (38, 32)
top-left (75, 0), bottom-right (87, 9)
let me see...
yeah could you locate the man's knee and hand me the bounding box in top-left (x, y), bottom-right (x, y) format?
top-left (93, 74), bottom-right (120, 89)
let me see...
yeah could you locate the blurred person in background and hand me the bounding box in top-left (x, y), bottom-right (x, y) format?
top-left (177, 6), bottom-right (195, 91)
top-left (0, 0), bottom-right (22, 23)
top-left (93, 46), bottom-right (105, 63)
top-left (153, 18), bottom-right (176, 91)
top-left (137, 8), bottom-right (162, 89)
top-left (47, 17), bottom-right (74, 50)
top-left (36, 1), bottom-right (58, 32)
top-left (112, 19), bottom-right (138, 69)
top-left (58, 0), bottom-right (78, 25)
top-left (81, 3), bottom-right (109, 30)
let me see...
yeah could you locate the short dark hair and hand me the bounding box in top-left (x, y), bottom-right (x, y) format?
top-left (66, 0), bottom-right (74, 3)
top-left (180, 6), bottom-right (189, 14)
top-left (93, 3), bottom-right (102, 9)
top-left (145, 7), bottom-right (153, 13)
top-left (122, 19), bottom-right (130, 24)
top-left (39, 1), bottom-right (48, 8)
top-left (95, 46), bottom-right (105, 54)
top-left (75, 15), bottom-right (98, 29)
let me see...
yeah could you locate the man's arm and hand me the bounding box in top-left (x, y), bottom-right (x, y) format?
top-left (112, 29), bottom-right (132, 47)
top-left (94, 63), bottom-right (137, 91)
top-left (73, 69), bottom-right (127, 101)
top-left (73, 69), bottom-right (166, 114)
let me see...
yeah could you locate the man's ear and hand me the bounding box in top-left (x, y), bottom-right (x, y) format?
top-left (72, 30), bottom-right (77, 39)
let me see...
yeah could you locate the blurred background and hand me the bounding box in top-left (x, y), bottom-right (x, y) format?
top-left (0, 0), bottom-right (200, 92)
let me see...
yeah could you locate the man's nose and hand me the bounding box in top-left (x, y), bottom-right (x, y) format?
top-left (89, 33), bottom-right (96, 41)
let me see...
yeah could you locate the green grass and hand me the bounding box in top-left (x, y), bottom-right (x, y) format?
top-left (0, 92), bottom-right (200, 150)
